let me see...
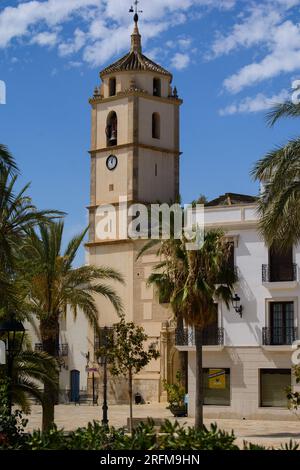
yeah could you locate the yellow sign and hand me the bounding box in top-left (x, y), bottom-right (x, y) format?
top-left (208, 369), bottom-right (226, 389)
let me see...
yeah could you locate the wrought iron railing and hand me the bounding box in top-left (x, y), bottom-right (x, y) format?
top-left (34, 343), bottom-right (69, 357)
top-left (175, 326), bottom-right (224, 347)
top-left (262, 327), bottom-right (298, 346)
top-left (262, 264), bottom-right (297, 283)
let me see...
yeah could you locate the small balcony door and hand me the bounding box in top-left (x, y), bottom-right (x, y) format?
top-left (270, 302), bottom-right (294, 345)
top-left (269, 246), bottom-right (293, 282)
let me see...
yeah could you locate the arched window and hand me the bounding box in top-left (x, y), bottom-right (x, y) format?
top-left (106, 111), bottom-right (118, 147)
top-left (153, 78), bottom-right (161, 97)
top-left (109, 77), bottom-right (116, 96)
top-left (152, 113), bottom-right (160, 139)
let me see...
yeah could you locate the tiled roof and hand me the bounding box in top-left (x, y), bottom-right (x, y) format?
top-left (100, 19), bottom-right (172, 80)
top-left (100, 50), bottom-right (172, 79)
top-left (206, 193), bottom-right (258, 207)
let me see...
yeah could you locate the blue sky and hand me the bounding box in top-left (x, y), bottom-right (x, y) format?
top-left (1, 0), bottom-right (300, 263)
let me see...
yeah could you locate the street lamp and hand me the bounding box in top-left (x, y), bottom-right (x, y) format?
top-left (232, 294), bottom-right (243, 318)
top-left (0, 319), bottom-right (25, 413)
top-left (97, 326), bottom-right (112, 427)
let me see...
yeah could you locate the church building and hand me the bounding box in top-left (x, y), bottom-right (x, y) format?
top-left (86, 12), bottom-right (182, 403)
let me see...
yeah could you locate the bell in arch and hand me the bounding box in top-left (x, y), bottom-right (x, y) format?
top-left (106, 112), bottom-right (118, 147)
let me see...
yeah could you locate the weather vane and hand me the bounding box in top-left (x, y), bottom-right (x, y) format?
top-left (129, 0), bottom-right (143, 22)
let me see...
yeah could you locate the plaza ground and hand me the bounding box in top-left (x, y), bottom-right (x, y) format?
top-left (25, 403), bottom-right (300, 449)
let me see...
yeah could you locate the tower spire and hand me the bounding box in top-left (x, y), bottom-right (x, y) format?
top-left (129, 1), bottom-right (143, 53)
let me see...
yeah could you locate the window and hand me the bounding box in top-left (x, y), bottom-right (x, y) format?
top-left (153, 78), bottom-right (161, 97)
top-left (203, 368), bottom-right (230, 406)
top-left (109, 77), bottom-right (116, 96)
top-left (269, 245), bottom-right (294, 282)
top-left (269, 301), bottom-right (295, 345)
top-left (106, 111), bottom-right (118, 147)
top-left (155, 163), bottom-right (158, 177)
top-left (152, 113), bottom-right (160, 139)
top-left (260, 369), bottom-right (291, 407)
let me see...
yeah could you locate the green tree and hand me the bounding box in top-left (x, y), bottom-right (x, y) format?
top-left (0, 346), bottom-right (58, 413)
top-left (252, 99), bottom-right (300, 249)
top-left (19, 221), bottom-right (124, 431)
top-left (286, 365), bottom-right (300, 413)
top-left (103, 316), bottom-right (159, 433)
top-left (142, 230), bottom-right (236, 429)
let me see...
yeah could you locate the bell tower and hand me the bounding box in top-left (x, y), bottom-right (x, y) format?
top-left (86, 6), bottom-right (183, 402)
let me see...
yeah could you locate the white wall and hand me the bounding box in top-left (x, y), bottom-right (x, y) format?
top-left (25, 308), bottom-right (89, 395)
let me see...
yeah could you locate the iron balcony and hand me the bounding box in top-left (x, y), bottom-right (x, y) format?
top-left (175, 326), bottom-right (224, 347)
top-left (262, 327), bottom-right (298, 346)
top-left (34, 343), bottom-right (69, 357)
top-left (262, 264), bottom-right (297, 283)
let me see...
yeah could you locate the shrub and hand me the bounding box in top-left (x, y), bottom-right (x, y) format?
top-left (0, 379), bottom-right (28, 449)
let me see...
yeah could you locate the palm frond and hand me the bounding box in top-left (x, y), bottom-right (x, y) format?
top-left (266, 101), bottom-right (300, 127)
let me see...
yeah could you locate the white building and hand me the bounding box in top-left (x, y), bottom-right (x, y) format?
top-left (26, 308), bottom-right (89, 403)
top-left (179, 193), bottom-right (300, 420)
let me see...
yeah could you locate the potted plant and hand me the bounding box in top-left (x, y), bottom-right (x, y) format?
top-left (163, 371), bottom-right (187, 417)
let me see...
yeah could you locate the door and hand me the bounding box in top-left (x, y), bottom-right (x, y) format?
top-left (270, 302), bottom-right (294, 345)
top-left (269, 246), bottom-right (293, 282)
top-left (70, 370), bottom-right (80, 403)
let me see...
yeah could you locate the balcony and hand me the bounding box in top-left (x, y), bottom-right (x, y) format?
top-left (262, 327), bottom-right (298, 350)
top-left (262, 264), bottom-right (298, 289)
top-left (34, 343), bottom-right (69, 357)
top-left (175, 326), bottom-right (224, 351)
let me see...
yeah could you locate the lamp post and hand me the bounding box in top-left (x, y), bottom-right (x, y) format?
top-left (0, 319), bottom-right (25, 414)
top-left (97, 326), bottom-right (111, 427)
top-left (232, 294), bottom-right (243, 318)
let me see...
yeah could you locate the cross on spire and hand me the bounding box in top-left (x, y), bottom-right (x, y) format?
top-left (129, 1), bottom-right (143, 24)
top-left (129, 1), bottom-right (143, 53)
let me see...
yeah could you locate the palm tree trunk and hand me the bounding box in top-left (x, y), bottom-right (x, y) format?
top-left (128, 367), bottom-right (133, 434)
top-left (40, 320), bottom-right (59, 431)
top-left (195, 326), bottom-right (204, 430)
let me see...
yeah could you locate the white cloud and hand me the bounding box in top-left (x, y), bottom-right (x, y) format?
top-left (219, 89), bottom-right (290, 115)
top-left (224, 20), bottom-right (300, 93)
top-left (209, 0), bottom-right (300, 94)
top-left (58, 28), bottom-right (86, 56)
top-left (31, 31), bottom-right (58, 46)
top-left (171, 52), bottom-right (190, 70)
top-left (0, 0), bottom-right (100, 48)
top-left (0, 0), bottom-right (231, 69)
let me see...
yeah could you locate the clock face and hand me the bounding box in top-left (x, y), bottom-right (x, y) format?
top-left (106, 154), bottom-right (118, 171)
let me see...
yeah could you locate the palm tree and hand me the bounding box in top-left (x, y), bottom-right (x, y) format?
top-left (19, 221), bottom-right (124, 431)
top-left (0, 346), bottom-right (58, 414)
top-left (0, 144), bottom-right (18, 173)
top-left (142, 237), bottom-right (188, 388)
top-left (142, 230), bottom-right (236, 429)
top-left (252, 100), bottom-right (300, 249)
top-left (0, 166), bottom-right (62, 273)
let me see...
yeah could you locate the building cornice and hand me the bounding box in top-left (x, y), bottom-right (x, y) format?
top-left (86, 239), bottom-right (134, 248)
top-left (89, 89), bottom-right (183, 106)
top-left (89, 142), bottom-right (182, 156)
